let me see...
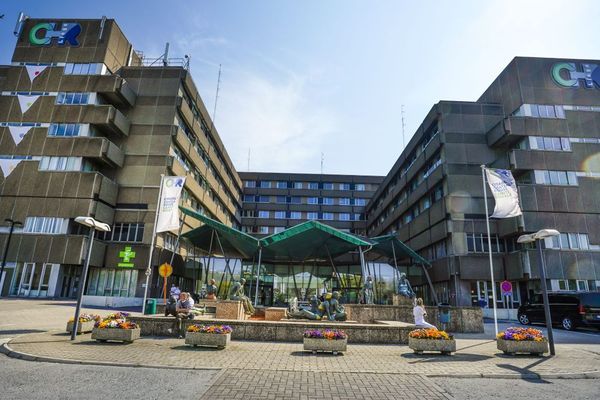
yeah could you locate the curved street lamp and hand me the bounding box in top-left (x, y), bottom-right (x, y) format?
top-left (70, 216), bottom-right (110, 341)
top-left (517, 228), bottom-right (560, 356)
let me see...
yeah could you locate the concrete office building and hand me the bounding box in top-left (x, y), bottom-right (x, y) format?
top-left (0, 17), bottom-right (242, 305)
top-left (239, 172), bottom-right (383, 236)
top-left (366, 57), bottom-right (600, 310)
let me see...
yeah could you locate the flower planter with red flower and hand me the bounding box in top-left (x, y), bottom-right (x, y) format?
top-left (496, 327), bottom-right (548, 356)
top-left (66, 314), bottom-right (100, 334)
top-left (185, 325), bottom-right (232, 349)
top-left (91, 314), bottom-right (140, 343)
top-left (303, 329), bottom-right (348, 355)
top-left (408, 328), bottom-right (456, 355)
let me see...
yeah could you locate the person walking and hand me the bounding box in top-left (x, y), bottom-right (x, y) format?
top-left (413, 298), bottom-right (437, 329)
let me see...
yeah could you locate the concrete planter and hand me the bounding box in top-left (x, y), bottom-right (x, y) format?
top-left (66, 320), bottom-right (96, 334)
top-left (303, 337), bottom-right (347, 355)
top-left (185, 332), bottom-right (231, 349)
top-left (497, 338), bottom-right (548, 356)
top-left (91, 327), bottom-right (140, 343)
top-left (408, 337), bottom-right (456, 355)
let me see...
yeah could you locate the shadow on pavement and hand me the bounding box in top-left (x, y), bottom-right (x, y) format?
top-left (0, 329), bottom-right (46, 335)
top-left (402, 352), bottom-right (492, 363)
top-left (289, 351), bottom-right (344, 357)
top-left (496, 357), bottom-right (551, 382)
top-left (171, 345), bottom-right (226, 351)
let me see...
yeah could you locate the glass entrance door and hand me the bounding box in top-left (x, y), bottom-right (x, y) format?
top-left (18, 263), bottom-right (35, 296)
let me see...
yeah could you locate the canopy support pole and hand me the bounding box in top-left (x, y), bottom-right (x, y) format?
top-left (358, 246), bottom-right (367, 288)
top-left (306, 264), bottom-right (315, 300)
top-left (253, 247), bottom-right (262, 307)
top-left (204, 230), bottom-right (215, 286)
top-left (391, 242), bottom-right (399, 295)
top-left (292, 265), bottom-right (300, 300)
top-left (421, 262), bottom-right (439, 305)
top-left (325, 245), bottom-right (344, 291)
top-left (214, 230), bottom-right (229, 298)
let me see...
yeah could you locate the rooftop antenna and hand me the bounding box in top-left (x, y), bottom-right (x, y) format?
top-left (98, 16), bottom-right (107, 40)
top-left (162, 42), bottom-right (169, 66)
top-left (212, 64), bottom-right (222, 123)
top-left (247, 148), bottom-right (251, 172)
top-left (320, 152), bottom-right (324, 175)
top-left (401, 104), bottom-right (406, 149)
top-left (14, 12), bottom-right (28, 38)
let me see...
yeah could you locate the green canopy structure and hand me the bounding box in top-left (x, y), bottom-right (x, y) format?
top-left (260, 220), bottom-right (372, 262)
top-left (369, 234), bottom-right (430, 266)
top-left (180, 207), bottom-right (259, 259)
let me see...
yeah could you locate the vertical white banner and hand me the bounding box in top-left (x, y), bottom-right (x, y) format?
top-left (17, 95), bottom-right (40, 114)
top-left (8, 126), bottom-right (32, 145)
top-left (155, 176), bottom-right (186, 233)
top-left (485, 168), bottom-right (522, 218)
top-left (25, 65), bottom-right (47, 82)
top-left (0, 159), bottom-right (23, 177)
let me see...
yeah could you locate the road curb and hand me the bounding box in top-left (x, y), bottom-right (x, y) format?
top-left (2, 339), bottom-right (599, 379)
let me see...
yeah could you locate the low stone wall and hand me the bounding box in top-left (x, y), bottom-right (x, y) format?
top-left (345, 305), bottom-right (483, 333)
top-left (129, 316), bottom-right (415, 344)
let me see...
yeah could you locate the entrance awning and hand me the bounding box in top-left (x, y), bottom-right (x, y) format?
top-left (180, 207), bottom-right (259, 259)
top-left (260, 220), bottom-right (371, 262)
top-left (369, 234), bottom-right (431, 266)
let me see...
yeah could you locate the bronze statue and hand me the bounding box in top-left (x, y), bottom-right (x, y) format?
top-left (329, 291), bottom-right (347, 321)
top-left (398, 273), bottom-right (415, 298)
top-left (228, 278), bottom-right (255, 315)
top-left (363, 276), bottom-right (374, 304)
top-left (288, 295), bottom-right (321, 320)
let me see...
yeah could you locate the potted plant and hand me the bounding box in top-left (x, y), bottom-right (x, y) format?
top-left (91, 313), bottom-right (140, 343)
top-left (66, 314), bottom-right (100, 335)
top-left (496, 327), bottom-right (548, 356)
top-left (185, 324), bottom-right (232, 349)
top-left (408, 328), bottom-right (456, 355)
top-left (303, 329), bottom-right (348, 355)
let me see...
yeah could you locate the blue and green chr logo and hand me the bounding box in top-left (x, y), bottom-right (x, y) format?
top-left (552, 62), bottom-right (600, 88)
top-left (118, 246), bottom-right (136, 268)
top-left (29, 22), bottom-right (81, 46)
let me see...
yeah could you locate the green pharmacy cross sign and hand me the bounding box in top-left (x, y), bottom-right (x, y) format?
top-left (118, 246), bottom-right (136, 268)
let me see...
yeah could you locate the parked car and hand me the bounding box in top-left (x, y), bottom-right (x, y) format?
top-left (517, 292), bottom-right (600, 331)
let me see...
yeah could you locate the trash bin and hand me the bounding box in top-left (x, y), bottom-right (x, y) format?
top-left (438, 303), bottom-right (451, 328)
top-left (145, 298), bottom-right (157, 315)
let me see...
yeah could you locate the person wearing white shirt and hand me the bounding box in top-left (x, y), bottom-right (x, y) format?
top-left (413, 297), bottom-right (437, 329)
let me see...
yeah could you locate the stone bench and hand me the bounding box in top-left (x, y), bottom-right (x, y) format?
top-left (264, 307), bottom-right (288, 321)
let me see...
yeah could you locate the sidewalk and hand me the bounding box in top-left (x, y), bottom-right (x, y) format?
top-left (3, 330), bottom-right (599, 379)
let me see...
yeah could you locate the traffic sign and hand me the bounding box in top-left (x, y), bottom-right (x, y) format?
top-left (158, 263), bottom-right (173, 278)
top-left (500, 280), bottom-right (512, 295)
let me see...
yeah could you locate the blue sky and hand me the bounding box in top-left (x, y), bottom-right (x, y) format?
top-left (2, 1), bottom-right (600, 176)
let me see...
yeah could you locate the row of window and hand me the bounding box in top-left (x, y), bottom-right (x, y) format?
top-left (550, 279), bottom-right (600, 292)
top-left (531, 170), bottom-right (578, 186)
top-left (544, 232), bottom-right (600, 251)
top-left (419, 240), bottom-right (447, 261)
top-left (243, 210), bottom-right (363, 221)
top-left (466, 233), bottom-right (518, 253)
top-left (242, 195), bottom-right (368, 206)
top-left (38, 156), bottom-right (94, 172)
top-left (48, 123), bottom-right (95, 137)
top-left (55, 92), bottom-right (94, 105)
top-left (244, 181), bottom-right (367, 191)
top-left (512, 104), bottom-right (566, 119)
top-left (23, 217), bottom-right (68, 234)
top-left (85, 268), bottom-right (138, 298)
top-left (63, 63), bottom-right (108, 75)
top-left (95, 223), bottom-right (145, 243)
top-left (517, 136), bottom-right (572, 152)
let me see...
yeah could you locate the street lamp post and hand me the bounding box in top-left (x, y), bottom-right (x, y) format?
top-left (517, 229), bottom-right (560, 356)
top-left (70, 216), bottom-right (111, 341)
top-left (0, 218), bottom-right (23, 297)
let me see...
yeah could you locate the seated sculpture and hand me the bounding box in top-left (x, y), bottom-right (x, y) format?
top-left (288, 295), bottom-right (322, 320)
top-left (329, 291), bottom-right (347, 321)
top-left (397, 273), bottom-right (416, 298)
top-left (227, 278), bottom-right (255, 315)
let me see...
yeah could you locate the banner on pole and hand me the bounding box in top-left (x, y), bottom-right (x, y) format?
top-left (485, 168), bottom-right (522, 218)
top-left (8, 126), bottom-right (32, 145)
top-left (155, 176), bottom-right (186, 233)
top-left (17, 94), bottom-right (40, 114)
top-left (0, 159), bottom-right (23, 177)
top-left (25, 65), bottom-right (47, 82)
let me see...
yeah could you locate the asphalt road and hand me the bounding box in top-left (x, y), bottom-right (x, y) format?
top-left (0, 354), bottom-right (218, 400)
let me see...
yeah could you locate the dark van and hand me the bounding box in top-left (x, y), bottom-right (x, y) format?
top-left (517, 292), bottom-right (600, 331)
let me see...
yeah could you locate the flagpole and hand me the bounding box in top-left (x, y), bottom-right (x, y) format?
top-left (142, 174), bottom-right (165, 314)
top-left (481, 165), bottom-right (499, 338)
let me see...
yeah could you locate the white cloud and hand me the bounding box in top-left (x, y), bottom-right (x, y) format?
top-left (215, 71), bottom-right (338, 173)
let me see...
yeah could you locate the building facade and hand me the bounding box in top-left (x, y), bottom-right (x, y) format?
top-left (0, 18), bottom-right (242, 305)
top-left (239, 172), bottom-right (383, 236)
top-left (366, 57), bottom-right (600, 309)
